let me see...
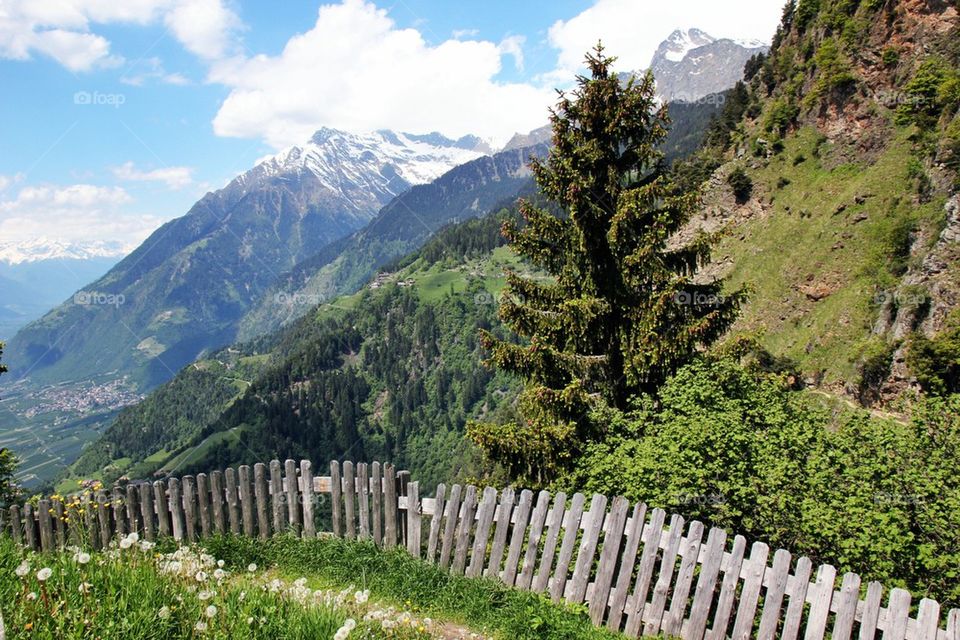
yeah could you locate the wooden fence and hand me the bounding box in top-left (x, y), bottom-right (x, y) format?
top-left (3, 458), bottom-right (958, 640)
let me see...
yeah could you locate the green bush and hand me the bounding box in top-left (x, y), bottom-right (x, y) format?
top-left (560, 358), bottom-right (960, 605)
top-left (907, 321), bottom-right (960, 396)
top-left (727, 167), bottom-right (754, 204)
top-left (896, 57), bottom-right (960, 129)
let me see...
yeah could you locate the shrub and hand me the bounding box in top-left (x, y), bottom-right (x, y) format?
top-left (907, 320), bottom-right (960, 396)
top-left (727, 167), bottom-right (754, 204)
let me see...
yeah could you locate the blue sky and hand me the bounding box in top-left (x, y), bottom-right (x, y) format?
top-left (0, 0), bottom-right (784, 251)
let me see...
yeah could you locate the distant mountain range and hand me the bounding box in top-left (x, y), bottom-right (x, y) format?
top-left (650, 28), bottom-right (767, 102)
top-left (4, 129), bottom-right (485, 389)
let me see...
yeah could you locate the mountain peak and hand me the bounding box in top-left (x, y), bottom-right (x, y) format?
top-left (0, 238), bottom-right (128, 265)
top-left (657, 28), bottom-right (716, 63)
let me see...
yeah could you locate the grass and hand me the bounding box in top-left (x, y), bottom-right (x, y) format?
top-left (199, 534), bottom-right (629, 640)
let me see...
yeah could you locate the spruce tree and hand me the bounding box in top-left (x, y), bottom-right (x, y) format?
top-left (468, 46), bottom-right (744, 485)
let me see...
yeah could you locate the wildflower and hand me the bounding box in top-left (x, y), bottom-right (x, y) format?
top-left (354, 589), bottom-right (369, 604)
top-left (26, 592), bottom-right (37, 601)
top-left (246, 616), bottom-right (254, 624)
top-left (195, 571), bottom-right (208, 582)
top-left (205, 605), bottom-right (217, 618)
top-left (194, 621), bottom-right (208, 632)
top-left (78, 582), bottom-right (92, 594)
top-left (74, 551), bottom-right (91, 564)
top-left (247, 563), bottom-right (257, 572)
top-left (213, 568), bottom-right (226, 580)
top-left (217, 559), bottom-right (224, 568)
top-left (15, 561), bottom-right (29, 577)
top-left (127, 532), bottom-right (139, 543)
top-left (36, 567), bottom-right (53, 581)
top-left (158, 606), bottom-right (171, 620)
top-left (140, 541), bottom-right (155, 551)
top-left (119, 537), bottom-right (133, 550)
top-left (294, 577), bottom-right (308, 588)
top-left (198, 590), bottom-right (214, 601)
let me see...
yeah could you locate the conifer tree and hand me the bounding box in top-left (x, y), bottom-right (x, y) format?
top-left (468, 46), bottom-right (744, 485)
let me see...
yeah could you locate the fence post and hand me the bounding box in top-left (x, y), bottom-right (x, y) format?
top-left (383, 464), bottom-right (397, 548)
top-left (238, 465), bottom-right (255, 538)
top-left (300, 460), bottom-right (316, 538)
top-left (196, 474), bottom-right (211, 539)
top-left (406, 481), bottom-right (421, 558)
top-left (370, 462), bottom-right (382, 546)
top-left (284, 460), bottom-right (301, 535)
top-left (330, 461), bottom-right (342, 538)
top-left (270, 460), bottom-right (284, 535)
top-left (343, 461), bottom-right (356, 540)
top-left (254, 463), bottom-right (270, 539)
top-left (140, 482), bottom-right (155, 542)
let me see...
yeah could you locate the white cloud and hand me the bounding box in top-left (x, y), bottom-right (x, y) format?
top-left (498, 35), bottom-right (525, 72)
top-left (0, 183), bottom-right (162, 247)
top-left (209, 0), bottom-right (553, 148)
top-left (120, 56), bottom-right (191, 86)
top-left (112, 162), bottom-right (194, 189)
top-left (547, 0), bottom-right (784, 78)
top-left (452, 28), bottom-right (479, 39)
top-left (0, 0), bottom-right (240, 71)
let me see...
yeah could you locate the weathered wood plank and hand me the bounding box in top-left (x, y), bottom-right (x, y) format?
top-left (485, 487), bottom-right (515, 579)
top-left (370, 462), bottom-right (382, 546)
top-left (343, 461), bottom-right (356, 540)
top-left (300, 460), bottom-right (316, 538)
top-left (732, 541), bottom-right (770, 639)
top-left (112, 486), bottom-right (126, 538)
top-left (38, 499), bottom-right (53, 552)
top-left (502, 489), bottom-right (534, 587)
top-left (756, 548), bottom-right (792, 640)
top-left (944, 609), bottom-right (960, 640)
top-left (406, 481), bottom-right (422, 559)
top-left (683, 526), bottom-right (728, 640)
top-left (426, 483), bottom-right (446, 563)
top-left (518, 491), bottom-right (552, 591)
top-left (139, 482), bottom-right (155, 542)
top-left (284, 459), bottom-right (301, 535)
top-left (589, 496), bottom-right (630, 625)
top-left (780, 556), bottom-right (813, 640)
top-left (329, 461), bottom-right (342, 537)
top-left (533, 492), bottom-right (568, 595)
top-left (383, 463), bottom-right (398, 548)
top-left (857, 581), bottom-right (884, 640)
top-left (357, 462), bottom-right (369, 540)
top-left (662, 519), bottom-right (705, 636)
top-left (705, 534), bottom-right (748, 640)
top-left (803, 564), bottom-right (837, 640)
top-left (209, 471), bottom-right (226, 535)
top-left (550, 493), bottom-right (587, 603)
top-left (154, 481), bottom-right (171, 539)
top-left (831, 572), bottom-right (861, 640)
top-left (125, 485), bottom-right (139, 538)
top-left (182, 476), bottom-right (197, 542)
top-left (467, 486), bottom-right (498, 578)
top-left (397, 470), bottom-right (410, 546)
top-left (438, 484), bottom-right (463, 570)
top-left (452, 486), bottom-right (478, 575)
top-left (9, 505), bottom-right (22, 546)
top-left (624, 508), bottom-right (668, 636)
top-left (224, 468), bottom-right (241, 535)
top-left (253, 464), bottom-right (269, 539)
top-left (82, 494), bottom-right (97, 549)
top-left (606, 502), bottom-right (646, 632)
top-left (196, 474), bottom-right (211, 539)
top-left (885, 588), bottom-right (912, 640)
top-left (642, 513), bottom-right (685, 636)
top-left (168, 478), bottom-right (184, 541)
top-left (238, 466), bottom-right (255, 538)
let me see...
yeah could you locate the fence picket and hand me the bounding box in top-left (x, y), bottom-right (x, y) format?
top-left (803, 564), bottom-right (837, 640)
top-left (438, 484), bottom-right (462, 570)
top-left (112, 487), bottom-right (126, 538)
top-left (371, 462), bottom-right (382, 546)
top-left (551, 493), bottom-right (586, 603)
top-left (732, 541), bottom-right (770, 639)
top-left (857, 581), bottom-right (884, 640)
top-left (254, 464), bottom-right (270, 539)
top-left (643, 513), bottom-right (685, 635)
top-left (357, 462), bottom-right (369, 540)
top-left (406, 481), bottom-right (421, 559)
top-left (125, 485), bottom-right (139, 537)
top-left (606, 502), bottom-right (646, 632)
top-left (330, 461), bottom-right (342, 537)
top-left (756, 548), bottom-right (792, 640)
top-left (831, 572), bottom-right (861, 640)
top-left (284, 459), bottom-right (301, 535)
top-left (706, 534), bottom-right (747, 640)
top-left (238, 466), bottom-right (255, 537)
top-left (452, 486), bottom-right (478, 575)
top-left (662, 520), bottom-right (705, 636)
top-left (886, 588), bottom-right (912, 640)
top-left (467, 487), bottom-right (497, 578)
top-left (196, 474), bottom-right (212, 539)
top-left (139, 483), bottom-right (155, 542)
top-left (383, 464), bottom-right (398, 548)
top-left (38, 499), bottom-right (53, 551)
top-left (209, 471), bottom-right (226, 535)
top-left (589, 496), bottom-right (630, 625)
top-left (9, 506), bottom-right (21, 546)
top-left (502, 489), bottom-right (534, 587)
top-left (154, 481), bottom-right (171, 539)
top-left (426, 483), bottom-right (446, 563)
top-left (518, 490), bottom-right (552, 590)
top-left (224, 468), bottom-right (241, 535)
top-left (168, 479), bottom-right (184, 541)
top-left (683, 526), bottom-right (728, 640)
top-left (82, 494), bottom-right (97, 548)
top-left (533, 492), bottom-right (567, 594)
top-left (945, 609), bottom-right (960, 640)
top-left (486, 487), bottom-right (515, 579)
top-left (780, 556), bottom-right (812, 640)
top-left (624, 508), bottom-right (667, 636)
top-left (182, 476), bottom-right (197, 542)
top-left (343, 461), bottom-right (356, 540)
top-left (301, 460), bottom-right (316, 538)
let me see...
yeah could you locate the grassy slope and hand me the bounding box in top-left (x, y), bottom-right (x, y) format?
top-left (714, 125), bottom-right (946, 390)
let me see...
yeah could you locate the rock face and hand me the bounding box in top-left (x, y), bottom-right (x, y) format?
top-left (650, 28), bottom-right (768, 102)
top-left (4, 129), bottom-right (485, 390)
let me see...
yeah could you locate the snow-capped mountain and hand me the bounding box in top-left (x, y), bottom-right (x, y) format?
top-left (650, 28), bottom-right (768, 102)
top-left (0, 238), bottom-right (127, 265)
top-left (240, 128), bottom-right (487, 212)
top-left (5, 127), bottom-right (489, 389)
